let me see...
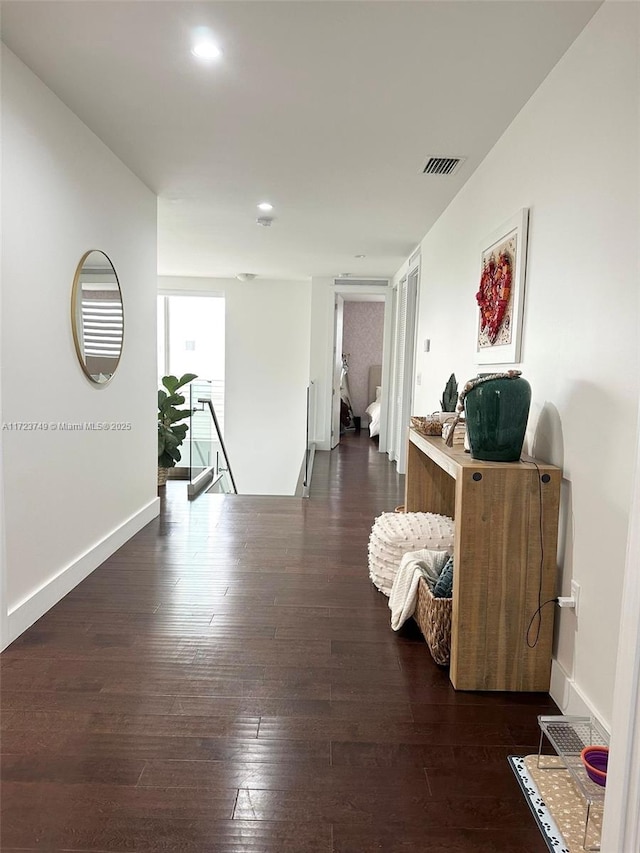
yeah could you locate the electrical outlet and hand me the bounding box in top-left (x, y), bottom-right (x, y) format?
top-left (570, 580), bottom-right (580, 619)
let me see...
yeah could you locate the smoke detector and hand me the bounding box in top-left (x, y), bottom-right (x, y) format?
top-left (236, 273), bottom-right (257, 282)
top-left (256, 217), bottom-right (273, 227)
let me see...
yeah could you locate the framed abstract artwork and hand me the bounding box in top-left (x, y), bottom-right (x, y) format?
top-left (475, 208), bottom-right (529, 364)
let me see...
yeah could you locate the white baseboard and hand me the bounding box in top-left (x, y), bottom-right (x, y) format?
top-left (4, 497), bottom-right (160, 649)
top-left (550, 658), bottom-right (611, 734)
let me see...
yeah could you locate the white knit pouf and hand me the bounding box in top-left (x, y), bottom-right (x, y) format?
top-left (368, 512), bottom-right (455, 596)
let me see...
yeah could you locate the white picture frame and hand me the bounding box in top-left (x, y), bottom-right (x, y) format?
top-left (475, 207), bottom-right (529, 365)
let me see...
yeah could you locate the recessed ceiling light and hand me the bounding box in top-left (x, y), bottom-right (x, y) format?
top-left (355, 254), bottom-right (366, 259)
top-left (191, 28), bottom-right (222, 61)
top-left (192, 40), bottom-right (222, 60)
top-left (257, 202), bottom-right (274, 212)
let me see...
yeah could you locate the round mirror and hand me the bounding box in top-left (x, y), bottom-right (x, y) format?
top-left (71, 250), bottom-right (124, 385)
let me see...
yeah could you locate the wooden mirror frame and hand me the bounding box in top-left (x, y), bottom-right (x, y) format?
top-left (71, 250), bottom-right (124, 386)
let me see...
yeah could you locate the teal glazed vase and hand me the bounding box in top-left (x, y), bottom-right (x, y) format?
top-left (464, 376), bottom-right (531, 462)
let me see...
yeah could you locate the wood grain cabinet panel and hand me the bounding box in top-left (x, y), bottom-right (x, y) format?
top-left (405, 430), bottom-right (561, 692)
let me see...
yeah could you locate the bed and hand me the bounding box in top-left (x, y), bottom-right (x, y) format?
top-left (365, 364), bottom-right (382, 438)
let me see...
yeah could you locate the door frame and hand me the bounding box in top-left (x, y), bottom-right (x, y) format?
top-left (601, 399), bottom-right (640, 850)
top-left (328, 284), bottom-right (393, 452)
top-left (330, 295), bottom-right (344, 449)
top-left (387, 258), bottom-right (420, 474)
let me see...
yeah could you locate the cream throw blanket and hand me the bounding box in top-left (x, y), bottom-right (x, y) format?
top-left (389, 548), bottom-right (451, 631)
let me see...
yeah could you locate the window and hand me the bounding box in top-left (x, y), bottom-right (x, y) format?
top-left (157, 294), bottom-right (225, 431)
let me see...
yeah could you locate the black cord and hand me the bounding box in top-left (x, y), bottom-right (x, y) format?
top-left (521, 458), bottom-right (547, 647)
top-left (526, 598), bottom-right (558, 647)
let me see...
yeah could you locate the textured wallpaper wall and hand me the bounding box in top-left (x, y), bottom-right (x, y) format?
top-left (342, 301), bottom-right (385, 417)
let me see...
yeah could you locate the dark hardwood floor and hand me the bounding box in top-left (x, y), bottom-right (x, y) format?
top-left (1, 431), bottom-right (557, 851)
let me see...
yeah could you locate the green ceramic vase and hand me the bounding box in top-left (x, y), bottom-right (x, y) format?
top-left (464, 376), bottom-right (531, 462)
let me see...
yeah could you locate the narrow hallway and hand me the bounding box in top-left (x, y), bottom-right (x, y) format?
top-left (1, 432), bottom-right (555, 852)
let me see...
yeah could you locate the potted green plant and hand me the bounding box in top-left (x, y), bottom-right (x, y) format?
top-left (440, 373), bottom-right (458, 414)
top-left (157, 372), bottom-right (197, 486)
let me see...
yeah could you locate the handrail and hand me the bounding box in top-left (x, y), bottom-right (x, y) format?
top-left (198, 398), bottom-right (238, 494)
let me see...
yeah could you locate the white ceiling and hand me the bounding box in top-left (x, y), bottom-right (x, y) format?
top-left (1, 1), bottom-right (601, 281)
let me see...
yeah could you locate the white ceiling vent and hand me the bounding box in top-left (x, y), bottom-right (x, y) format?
top-left (422, 156), bottom-right (466, 176)
top-left (333, 278), bottom-right (390, 287)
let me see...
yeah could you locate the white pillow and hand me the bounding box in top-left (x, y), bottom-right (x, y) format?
top-left (368, 512), bottom-right (455, 596)
top-left (375, 385), bottom-right (382, 401)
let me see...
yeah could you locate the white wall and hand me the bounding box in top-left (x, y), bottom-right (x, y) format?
top-left (1, 48), bottom-right (159, 646)
top-left (159, 276), bottom-right (311, 495)
top-left (405, 2), bottom-right (639, 726)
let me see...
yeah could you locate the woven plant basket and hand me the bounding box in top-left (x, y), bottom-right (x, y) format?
top-left (415, 576), bottom-right (452, 666)
top-left (157, 467), bottom-right (169, 487)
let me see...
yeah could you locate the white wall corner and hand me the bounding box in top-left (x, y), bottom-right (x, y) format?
top-left (3, 497), bottom-right (160, 649)
top-left (550, 658), bottom-right (610, 734)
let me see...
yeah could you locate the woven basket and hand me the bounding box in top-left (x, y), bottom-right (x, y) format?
top-left (410, 416), bottom-right (442, 437)
top-left (157, 467), bottom-right (169, 487)
top-left (415, 576), bottom-right (452, 666)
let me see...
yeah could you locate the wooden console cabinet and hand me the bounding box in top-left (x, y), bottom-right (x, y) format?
top-left (405, 429), bottom-right (561, 692)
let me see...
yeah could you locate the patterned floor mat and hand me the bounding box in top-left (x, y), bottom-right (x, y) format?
top-left (509, 755), bottom-right (603, 852)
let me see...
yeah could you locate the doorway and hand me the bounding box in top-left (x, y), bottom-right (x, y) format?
top-left (157, 293), bottom-right (226, 472)
top-left (331, 291), bottom-right (390, 450)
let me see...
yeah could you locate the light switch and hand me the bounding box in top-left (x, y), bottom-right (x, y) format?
top-left (424, 339), bottom-right (431, 352)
